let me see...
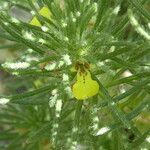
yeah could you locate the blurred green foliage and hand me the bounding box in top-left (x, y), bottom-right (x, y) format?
top-left (0, 0), bottom-right (149, 150)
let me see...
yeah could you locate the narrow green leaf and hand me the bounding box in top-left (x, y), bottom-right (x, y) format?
top-left (128, 0), bottom-right (150, 21)
top-left (97, 79), bottom-right (141, 135)
top-left (1, 84), bottom-right (57, 102)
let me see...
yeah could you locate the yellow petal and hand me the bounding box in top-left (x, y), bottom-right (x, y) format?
top-left (30, 17), bottom-right (41, 26)
top-left (30, 6), bottom-right (51, 26)
top-left (72, 71), bottom-right (99, 100)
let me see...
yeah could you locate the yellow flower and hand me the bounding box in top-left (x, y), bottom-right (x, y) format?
top-left (72, 71), bottom-right (99, 100)
top-left (30, 6), bottom-right (51, 27)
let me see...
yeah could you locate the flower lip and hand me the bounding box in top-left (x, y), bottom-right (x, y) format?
top-left (72, 63), bottom-right (99, 100)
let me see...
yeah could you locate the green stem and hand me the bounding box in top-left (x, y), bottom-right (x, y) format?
top-left (112, 129), bottom-right (123, 150)
top-left (73, 101), bottom-right (83, 142)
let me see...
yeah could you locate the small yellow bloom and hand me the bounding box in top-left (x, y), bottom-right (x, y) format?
top-left (30, 6), bottom-right (51, 27)
top-left (72, 71), bottom-right (99, 100)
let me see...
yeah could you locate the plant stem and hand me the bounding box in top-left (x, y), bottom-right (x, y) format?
top-left (72, 101), bottom-right (83, 143)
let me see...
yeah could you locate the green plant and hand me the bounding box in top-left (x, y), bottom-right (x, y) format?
top-left (0, 0), bottom-right (150, 150)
